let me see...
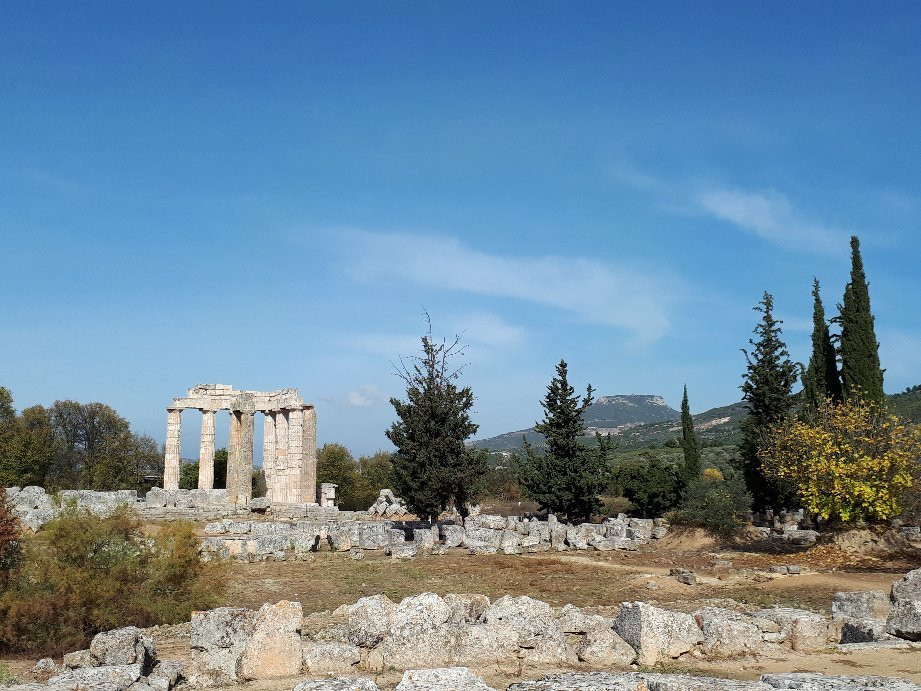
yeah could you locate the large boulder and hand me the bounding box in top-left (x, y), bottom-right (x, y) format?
top-left (347, 595), bottom-right (395, 648)
top-left (239, 600), bottom-right (303, 680)
top-left (694, 608), bottom-right (763, 657)
top-left (302, 641), bottom-right (361, 674)
top-left (891, 569), bottom-right (921, 603)
top-left (886, 600), bottom-right (921, 641)
top-left (394, 667), bottom-right (496, 691)
top-left (832, 591), bottom-right (891, 620)
top-left (188, 607), bottom-right (256, 686)
top-left (441, 524), bottom-right (465, 548)
top-left (46, 664), bottom-right (143, 691)
top-left (612, 602), bottom-right (702, 666)
top-left (89, 627), bottom-right (157, 672)
top-left (379, 593), bottom-right (454, 669)
top-left (484, 595), bottom-right (572, 664)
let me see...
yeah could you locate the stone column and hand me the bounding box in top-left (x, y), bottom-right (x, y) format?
top-left (197, 410), bottom-right (216, 490)
top-left (302, 406), bottom-right (317, 504)
top-left (164, 409), bottom-right (182, 491)
top-left (263, 413), bottom-right (276, 503)
top-left (227, 411), bottom-right (254, 507)
top-left (287, 408), bottom-right (304, 504)
top-left (274, 411), bottom-right (289, 504)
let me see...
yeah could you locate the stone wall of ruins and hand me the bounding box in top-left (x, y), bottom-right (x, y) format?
top-left (163, 384), bottom-right (317, 507)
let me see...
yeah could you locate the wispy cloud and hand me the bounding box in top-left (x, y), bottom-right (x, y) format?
top-left (340, 230), bottom-right (677, 343)
top-left (447, 312), bottom-right (525, 348)
top-left (697, 188), bottom-right (847, 254)
top-left (321, 385), bottom-right (391, 408)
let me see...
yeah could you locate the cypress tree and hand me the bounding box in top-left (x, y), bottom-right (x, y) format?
top-left (739, 292), bottom-right (799, 510)
top-left (679, 385), bottom-right (701, 490)
top-left (517, 360), bottom-right (610, 522)
top-left (839, 235), bottom-right (885, 403)
top-left (386, 329), bottom-right (485, 522)
top-left (802, 277), bottom-right (842, 415)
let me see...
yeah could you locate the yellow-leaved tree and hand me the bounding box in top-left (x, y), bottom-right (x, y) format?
top-left (759, 398), bottom-right (921, 522)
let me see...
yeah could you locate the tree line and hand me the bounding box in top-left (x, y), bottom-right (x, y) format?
top-left (0, 390), bottom-right (161, 492)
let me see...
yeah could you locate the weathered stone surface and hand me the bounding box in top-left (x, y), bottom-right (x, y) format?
top-left (47, 663), bottom-right (143, 691)
top-left (239, 600), bottom-right (303, 680)
top-left (833, 591), bottom-right (891, 620)
top-left (302, 641), bottom-right (361, 674)
top-left (484, 595), bottom-right (571, 663)
top-left (441, 524), bottom-right (465, 548)
top-left (753, 608), bottom-right (829, 652)
top-left (761, 672), bottom-right (921, 690)
top-left (612, 602), bottom-right (703, 666)
top-left (886, 600), bottom-right (921, 641)
top-left (292, 677), bottom-right (380, 691)
top-left (694, 608), bottom-right (762, 657)
top-left (508, 672), bottom-right (768, 690)
top-left (379, 592), bottom-right (454, 669)
top-left (62, 649), bottom-right (97, 669)
top-left (891, 569), bottom-right (921, 603)
top-left (451, 624), bottom-right (520, 667)
top-left (347, 595), bottom-right (394, 648)
top-left (189, 607), bottom-right (255, 686)
top-left (394, 667), bottom-right (496, 691)
top-left (89, 627), bottom-right (157, 672)
top-left (577, 625), bottom-right (636, 666)
top-left (391, 542), bottom-right (419, 559)
top-left (444, 593), bottom-right (490, 624)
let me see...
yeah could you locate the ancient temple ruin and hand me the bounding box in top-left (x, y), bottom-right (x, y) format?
top-left (163, 384), bottom-right (317, 506)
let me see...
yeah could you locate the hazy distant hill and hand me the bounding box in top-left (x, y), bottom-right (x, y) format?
top-left (472, 386), bottom-right (920, 453)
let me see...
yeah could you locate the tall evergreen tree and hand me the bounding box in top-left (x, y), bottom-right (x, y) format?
top-left (739, 292), bottom-right (799, 510)
top-left (386, 326), bottom-right (485, 522)
top-left (679, 385), bottom-right (701, 490)
top-left (802, 277), bottom-right (842, 415)
top-left (517, 360), bottom-right (611, 522)
top-left (839, 235), bottom-right (885, 403)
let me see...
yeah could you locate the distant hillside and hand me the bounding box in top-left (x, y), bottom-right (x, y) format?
top-left (471, 394), bottom-right (682, 452)
top-left (473, 385), bottom-right (921, 454)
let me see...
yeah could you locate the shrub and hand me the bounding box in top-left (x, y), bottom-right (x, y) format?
top-left (617, 454), bottom-right (680, 518)
top-left (0, 488), bottom-right (22, 589)
top-left (0, 506), bottom-right (223, 655)
top-left (672, 469), bottom-right (752, 538)
top-left (760, 398), bottom-right (921, 522)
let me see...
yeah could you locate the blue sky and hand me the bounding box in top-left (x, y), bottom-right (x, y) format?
top-left (2, 2), bottom-right (920, 459)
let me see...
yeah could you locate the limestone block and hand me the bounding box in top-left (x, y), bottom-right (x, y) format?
top-left (62, 649), bottom-right (97, 669)
top-left (469, 514), bottom-right (506, 530)
top-left (89, 627), bottom-right (157, 672)
top-left (577, 625), bottom-right (637, 667)
top-left (330, 527), bottom-right (353, 551)
top-left (388, 528), bottom-right (407, 545)
top-left (627, 518), bottom-right (654, 540)
top-left (347, 595), bottom-right (395, 648)
top-left (451, 623), bottom-right (519, 667)
top-left (464, 527), bottom-right (503, 549)
top-left (145, 660), bottom-right (183, 691)
top-left (783, 529), bottom-right (819, 546)
top-left (358, 523), bottom-right (390, 550)
top-left (527, 521), bottom-right (551, 541)
top-left (499, 529), bottom-right (520, 550)
top-left (694, 608), bottom-right (762, 657)
top-left (47, 663), bottom-right (143, 691)
top-left (566, 525), bottom-right (589, 550)
top-left (441, 524), bottom-right (465, 548)
top-left (613, 602), bottom-right (703, 666)
top-left (379, 593), bottom-right (454, 669)
top-left (413, 528), bottom-right (435, 547)
top-left (557, 605), bottom-right (603, 635)
top-left (753, 608), bottom-right (829, 652)
top-left (509, 672), bottom-right (768, 690)
top-left (605, 521), bottom-right (628, 539)
top-left (189, 607), bottom-right (256, 686)
top-left (395, 667), bottom-right (496, 691)
top-left (239, 601), bottom-right (303, 680)
top-left (891, 569), bottom-right (921, 603)
top-left (21, 509), bottom-right (56, 531)
top-left (652, 526), bottom-right (669, 539)
top-left (887, 600), bottom-right (921, 641)
top-left (302, 641), bottom-right (361, 674)
top-left (832, 591), bottom-right (891, 620)
top-left (203, 522), bottom-right (226, 535)
top-left (484, 595), bottom-right (572, 664)
top-left (444, 593), bottom-right (491, 624)
top-left (761, 672), bottom-right (921, 690)
top-left (293, 678), bottom-right (379, 691)
top-left (391, 543), bottom-right (419, 559)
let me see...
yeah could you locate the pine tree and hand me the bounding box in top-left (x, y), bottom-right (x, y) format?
top-left (517, 360), bottom-right (611, 522)
top-left (802, 278), bottom-right (842, 415)
top-left (839, 235), bottom-right (885, 403)
top-left (679, 385), bottom-right (701, 490)
top-left (386, 326), bottom-right (485, 522)
top-left (739, 292), bottom-right (799, 510)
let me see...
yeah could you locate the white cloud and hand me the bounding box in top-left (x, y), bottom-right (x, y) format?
top-left (697, 188), bottom-right (847, 254)
top-left (340, 230), bottom-right (676, 343)
top-left (345, 386), bottom-right (389, 408)
top-left (447, 312), bottom-right (524, 348)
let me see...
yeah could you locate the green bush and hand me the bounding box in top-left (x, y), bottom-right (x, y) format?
top-left (0, 506), bottom-right (223, 655)
top-left (616, 454), bottom-right (680, 518)
top-left (672, 468), bottom-right (752, 537)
